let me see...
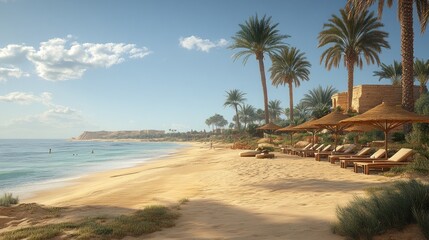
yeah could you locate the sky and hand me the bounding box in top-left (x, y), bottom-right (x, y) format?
top-left (0, 0), bottom-right (428, 139)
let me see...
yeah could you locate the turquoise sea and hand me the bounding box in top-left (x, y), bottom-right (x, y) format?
top-left (0, 140), bottom-right (184, 198)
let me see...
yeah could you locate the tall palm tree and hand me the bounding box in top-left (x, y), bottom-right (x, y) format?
top-left (373, 60), bottom-right (402, 86)
top-left (224, 89), bottom-right (246, 131)
top-left (230, 14), bottom-right (289, 124)
top-left (268, 100), bottom-right (282, 123)
top-left (301, 85), bottom-right (338, 118)
top-left (347, 0), bottom-right (429, 113)
top-left (270, 47), bottom-right (311, 124)
top-left (414, 58), bottom-right (429, 95)
top-left (318, 7), bottom-right (390, 112)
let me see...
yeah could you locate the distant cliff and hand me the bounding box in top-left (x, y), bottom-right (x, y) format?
top-left (76, 130), bottom-right (165, 140)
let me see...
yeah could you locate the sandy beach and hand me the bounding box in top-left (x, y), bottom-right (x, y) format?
top-left (5, 142), bottom-right (419, 239)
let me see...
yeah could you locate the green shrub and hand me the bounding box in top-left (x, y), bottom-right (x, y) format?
top-left (332, 180), bottom-right (429, 239)
top-left (392, 132), bottom-right (406, 142)
top-left (0, 193), bottom-right (19, 207)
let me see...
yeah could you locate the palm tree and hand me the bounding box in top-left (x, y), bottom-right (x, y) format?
top-left (318, 7), bottom-right (390, 112)
top-left (347, 0), bottom-right (429, 113)
top-left (230, 14), bottom-right (289, 124)
top-left (414, 58), bottom-right (429, 95)
top-left (224, 89), bottom-right (246, 131)
top-left (268, 100), bottom-right (282, 123)
top-left (239, 104), bottom-right (256, 129)
top-left (373, 60), bottom-right (402, 86)
top-left (270, 47), bottom-right (311, 124)
top-left (284, 102), bottom-right (311, 125)
top-left (301, 86), bottom-right (338, 118)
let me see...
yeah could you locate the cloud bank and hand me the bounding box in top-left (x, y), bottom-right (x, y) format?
top-left (179, 35), bottom-right (228, 52)
top-left (0, 36), bottom-right (151, 81)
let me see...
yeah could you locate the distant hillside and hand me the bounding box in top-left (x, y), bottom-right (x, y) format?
top-left (76, 130), bottom-right (165, 140)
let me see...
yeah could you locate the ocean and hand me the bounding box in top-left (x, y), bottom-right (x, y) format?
top-left (0, 139), bottom-right (184, 198)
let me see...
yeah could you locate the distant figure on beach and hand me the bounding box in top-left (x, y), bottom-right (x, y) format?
top-left (210, 141), bottom-right (213, 149)
top-left (49, 148), bottom-right (51, 154)
top-left (91, 150), bottom-right (94, 154)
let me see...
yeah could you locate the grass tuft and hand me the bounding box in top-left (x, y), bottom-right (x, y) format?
top-left (0, 193), bottom-right (19, 207)
top-left (0, 205), bottom-right (180, 240)
top-left (332, 180), bottom-right (429, 239)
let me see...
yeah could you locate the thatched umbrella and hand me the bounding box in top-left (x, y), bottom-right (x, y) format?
top-left (257, 122), bottom-right (282, 131)
top-left (257, 122), bottom-right (281, 143)
top-left (340, 102), bottom-right (429, 158)
top-left (276, 125), bottom-right (299, 146)
top-left (310, 111), bottom-right (352, 149)
top-left (293, 119), bottom-right (320, 144)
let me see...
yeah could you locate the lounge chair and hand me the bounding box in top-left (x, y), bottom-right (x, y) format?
top-left (314, 145), bottom-right (346, 161)
top-left (296, 144), bottom-right (323, 157)
top-left (289, 143), bottom-right (313, 155)
top-left (300, 144), bottom-right (329, 157)
top-left (328, 147), bottom-right (372, 164)
top-left (282, 142), bottom-right (311, 154)
top-left (354, 148), bottom-right (414, 174)
top-left (340, 149), bottom-right (386, 168)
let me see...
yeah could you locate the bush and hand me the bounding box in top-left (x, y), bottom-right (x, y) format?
top-left (0, 193), bottom-right (19, 207)
top-left (332, 180), bottom-right (429, 239)
top-left (392, 132), bottom-right (405, 143)
top-left (407, 94), bottom-right (429, 145)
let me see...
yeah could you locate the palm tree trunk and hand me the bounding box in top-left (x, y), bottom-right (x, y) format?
top-left (346, 56), bottom-right (355, 112)
top-left (257, 54), bottom-right (270, 124)
top-left (234, 105), bottom-right (241, 131)
top-left (288, 81), bottom-right (294, 124)
top-left (401, 0), bottom-right (414, 133)
top-left (401, 0), bottom-right (414, 113)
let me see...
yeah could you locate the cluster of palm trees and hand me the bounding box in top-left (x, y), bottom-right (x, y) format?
top-left (224, 86), bottom-right (338, 131)
top-left (229, 1), bottom-right (429, 132)
top-left (374, 59), bottom-right (429, 95)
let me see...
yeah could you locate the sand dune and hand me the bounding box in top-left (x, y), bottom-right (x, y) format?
top-left (22, 143), bottom-right (419, 239)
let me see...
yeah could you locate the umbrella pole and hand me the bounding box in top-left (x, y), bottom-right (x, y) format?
top-left (384, 131), bottom-right (388, 159)
top-left (290, 133), bottom-right (293, 146)
top-left (334, 132), bottom-right (338, 151)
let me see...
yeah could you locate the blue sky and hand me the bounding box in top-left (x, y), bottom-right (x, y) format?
top-left (0, 0), bottom-right (428, 138)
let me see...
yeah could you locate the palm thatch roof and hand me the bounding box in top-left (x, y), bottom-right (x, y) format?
top-left (257, 122), bottom-right (282, 131)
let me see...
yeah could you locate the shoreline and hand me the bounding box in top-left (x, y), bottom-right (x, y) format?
top-left (12, 142), bottom-right (423, 239)
top-left (10, 141), bottom-right (190, 200)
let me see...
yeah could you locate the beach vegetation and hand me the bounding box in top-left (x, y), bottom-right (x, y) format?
top-left (373, 60), bottom-right (402, 86)
top-left (224, 89), bottom-right (247, 131)
top-left (268, 100), bottom-right (282, 123)
top-left (300, 85), bottom-right (338, 118)
top-left (230, 14), bottom-right (289, 124)
top-left (348, 0), bottom-right (429, 116)
top-left (0, 193), bottom-right (19, 207)
top-left (318, 7), bottom-right (390, 112)
top-left (0, 205), bottom-right (180, 240)
top-left (205, 114), bottom-right (228, 132)
top-left (238, 104), bottom-right (257, 130)
top-left (407, 94), bottom-right (429, 146)
top-left (270, 46), bottom-right (311, 124)
top-left (414, 58), bottom-right (429, 95)
top-left (332, 180), bottom-right (429, 239)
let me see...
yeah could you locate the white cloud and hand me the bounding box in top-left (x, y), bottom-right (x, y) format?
top-left (0, 35), bottom-right (151, 81)
top-left (0, 67), bottom-right (29, 81)
top-left (0, 91), bottom-right (52, 105)
top-left (179, 35), bottom-right (228, 52)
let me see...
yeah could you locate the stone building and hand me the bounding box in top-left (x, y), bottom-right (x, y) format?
top-left (331, 84), bottom-right (421, 113)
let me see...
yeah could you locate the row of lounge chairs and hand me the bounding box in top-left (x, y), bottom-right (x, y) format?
top-left (282, 142), bottom-right (414, 175)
